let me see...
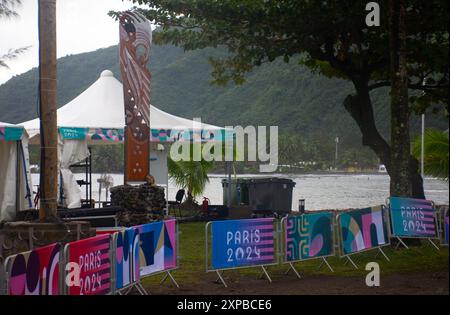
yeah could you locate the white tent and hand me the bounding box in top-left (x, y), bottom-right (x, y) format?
top-left (19, 70), bottom-right (228, 209)
top-left (21, 70), bottom-right (225, 144)
top-left (0, 122), bottom-right (33, 221)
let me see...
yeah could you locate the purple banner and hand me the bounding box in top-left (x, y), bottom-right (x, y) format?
top-left (211, 218), bottom-right (275, 270)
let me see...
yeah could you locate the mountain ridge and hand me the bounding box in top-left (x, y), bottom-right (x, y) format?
top-left (0, 44), bottom-right (447, 167)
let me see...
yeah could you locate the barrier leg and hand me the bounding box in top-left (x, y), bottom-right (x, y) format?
top-left (160, 271), bottom-right (180, 288)
top-left (285, 262), bottom-right (301, 279)
top-left (260, 266), bottom-right (272, 283)
top-left (344, 255), bottom-right (358, 269)
top-left (428, 238), bottom-right (440, 251)
top-left (320, 257), bottom-right (334, 272)
top-left (136, 282), bottom-right (150, 295)
top-left (215, 270), bottom-right (228, 288)
top-left (395, 237), bottom-right (409, 250)
top-left (376, 248), bottom-right (390, 262)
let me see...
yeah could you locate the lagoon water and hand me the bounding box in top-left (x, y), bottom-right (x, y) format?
top-left (31, 173), bottom-right (449, 210)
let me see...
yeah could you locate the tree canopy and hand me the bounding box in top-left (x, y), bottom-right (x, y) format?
top-left (120, 0), bottom-right (449, 198)
top-left (126, 0), bottom-right (448, 113)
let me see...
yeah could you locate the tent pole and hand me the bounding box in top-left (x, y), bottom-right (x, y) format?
top-left (227, 162), bottom-right (232, 208)
top-left (16, 141), bottom-right (21, 216)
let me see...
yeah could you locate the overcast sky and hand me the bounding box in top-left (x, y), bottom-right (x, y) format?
top-left (0, 0), bottom-right (146, 84)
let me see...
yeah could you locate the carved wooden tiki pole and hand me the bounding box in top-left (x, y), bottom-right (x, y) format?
top-left (119, 12), bottom-right (152, 183)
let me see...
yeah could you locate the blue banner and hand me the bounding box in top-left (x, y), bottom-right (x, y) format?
top-left (211, 218), bottom-right (275, 270)
top-left (389, 197), bottom-right (437, 238)
top-left (115, 227), bottom-right (140, 290)
top-left (137, 220), bottom-right (177, 277)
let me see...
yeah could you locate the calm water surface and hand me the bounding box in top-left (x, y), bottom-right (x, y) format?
top-left (31, 173), bottom-right (449, 211)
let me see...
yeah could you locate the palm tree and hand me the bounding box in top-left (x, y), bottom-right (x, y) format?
top-left (413, 129), bottom-right (449, 181)
top-left (168, 157), bottom-right (215, 204)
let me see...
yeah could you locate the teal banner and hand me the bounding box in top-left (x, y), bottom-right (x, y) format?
top-left (0, 126), bottom-right (23, 141)
top-left (285, 212), bottom-right (334, 261)
top-left (59, 127), bottom-right (87, 140)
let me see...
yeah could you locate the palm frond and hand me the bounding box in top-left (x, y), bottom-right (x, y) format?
top-left (0, 0), bottom-right (21, 18)
top-left (413, 129), bottom-right (449, 181)
top-left (168, 155), bottom-right (215, 200)
top-left (0, 46), bottom-right (30, 69)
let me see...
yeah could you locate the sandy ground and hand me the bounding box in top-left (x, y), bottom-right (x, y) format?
top-left (142, 271), bottom-right (449, 295)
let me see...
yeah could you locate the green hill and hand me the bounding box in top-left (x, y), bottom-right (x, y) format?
top-left (0, 44), bottom-right (447, 169)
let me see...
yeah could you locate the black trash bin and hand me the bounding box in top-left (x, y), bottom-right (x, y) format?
top-left (221, 178), bottom-right (251, 206)
top-left (246, 178), bottom-right (296, 214)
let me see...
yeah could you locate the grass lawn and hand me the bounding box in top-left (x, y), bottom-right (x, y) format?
top-left (141, 222), bottom-right (449, 291)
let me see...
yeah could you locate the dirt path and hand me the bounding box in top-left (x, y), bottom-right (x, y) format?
top-left (143, 271), bottom-right (449, 295)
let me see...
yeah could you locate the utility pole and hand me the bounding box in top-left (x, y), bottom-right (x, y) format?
top-left (420, 78), bottom-right (426, 180)
top-left (334, 136), bottom-right (339, 170)
top-left (38, 0), bottom-right (58, 221)
top-left (421, 113), bottom-right (425, 179)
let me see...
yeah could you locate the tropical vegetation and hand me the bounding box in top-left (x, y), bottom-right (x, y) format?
top-left (413, 129), bottom-right (449, 181)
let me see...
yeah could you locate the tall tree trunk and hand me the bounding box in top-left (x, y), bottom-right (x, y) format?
top-left (343, 77), bottom-right (425, 199)
top-left (38, 0), bottom-right (58, 221)
top-left (344, 78), bottom-right (391, 173)
top-left (389, 0), bottom-right (412, 197)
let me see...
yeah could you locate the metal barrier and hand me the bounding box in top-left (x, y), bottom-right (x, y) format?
top-left (205, 218), bottom-right (280, 288)
top-left (280, 213), bottom-right (336, 279)
top-left (62, 234), bottom-right (113, 295)
top-left (387, 197), bottom-right (440, 251)
top-left (135, 219), bottom-right (180, 294)
top-left (438, 206), bottom-right (449, 246)
top-left (336, 206), bottom-right (391, 269)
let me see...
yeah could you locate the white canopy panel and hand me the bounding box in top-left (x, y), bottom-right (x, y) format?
top-left (0, 123), bottom-right (33, 221)
top-left (20, 70), bottom-right (226, 144)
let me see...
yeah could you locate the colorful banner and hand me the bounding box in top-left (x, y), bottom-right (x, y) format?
top-left (115, 227), bottom-right (140, 289)
top-left (91, 128), bottom-right (124, 142)
top-left (6, 243), bottom-right (60, 295)
top-left (66, 234), bottom-right (111, 295)
top-left (389, 197), bottom-right (437, 238)
top-left (119, 11), bottom-right (152, 182)
top-left (68, 127), bottom-right (231, 143)
top-left (444, 208), bottom-right (449, 245)
top-left (339, 206), bottom-right (389, 255)
top-left (285, 212), bottom-right (334, 261)
top-left (138, 219), bottom-right (177, 277)
top-left (211, 218), bottom-right (275, 270)
top-left (0, 126), bottom-right (23, 141)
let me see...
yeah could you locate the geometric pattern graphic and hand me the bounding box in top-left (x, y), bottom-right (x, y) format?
top-left (6, 243), bottom-right (60, 295)
top-left (115, 227), bottom-right (140, 290)
top-left (285, 212), bottom-right (334, 261)
top-left (66, 234), bottom-right (111, 295)
top-left (59, 127), bottom-right (230, 143)
top-left (137, 219), bottom-right (177, 277)
top-left (389, 197), bottom-right (437, 238)
top-left (339, 206), bottom-right (388, 255)
top-left (211, 218), bottom-right (275, 270)
top-left (91, 128), bottom-right (124, 142)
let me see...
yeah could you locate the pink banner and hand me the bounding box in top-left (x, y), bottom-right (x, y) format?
top-left (66, 234), bottom-right (111, 295)
top-left (7, 243), bottom-right (60, 295)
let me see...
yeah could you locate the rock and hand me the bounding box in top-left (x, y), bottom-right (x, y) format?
top-left (110, 184), bottom-right (166, 226)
